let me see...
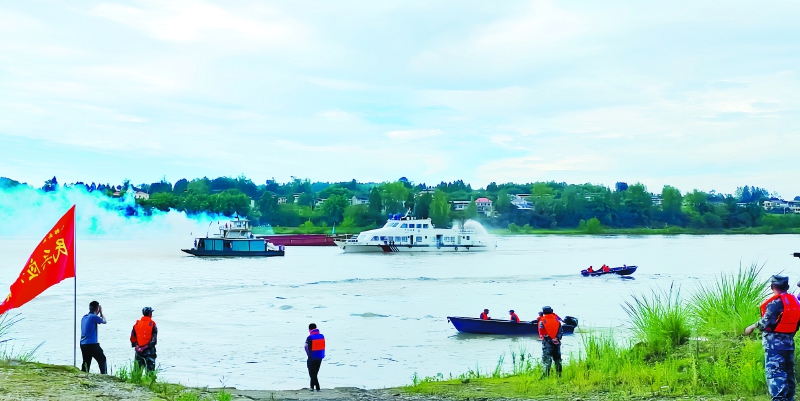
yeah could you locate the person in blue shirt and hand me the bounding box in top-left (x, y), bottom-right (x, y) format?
top-left (80, 300), bottom-right (107, 374)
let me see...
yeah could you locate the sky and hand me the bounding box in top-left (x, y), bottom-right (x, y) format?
top-left (1, 1), bottom-right (799, 198)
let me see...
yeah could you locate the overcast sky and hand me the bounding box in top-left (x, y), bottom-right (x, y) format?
top-left (1, 1), bottom-right (799, 197)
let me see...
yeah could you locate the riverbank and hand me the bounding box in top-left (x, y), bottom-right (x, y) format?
top-left (0, 360), bottom-right (769, 401)
top-left (254, 225), bottom-right (800, 236)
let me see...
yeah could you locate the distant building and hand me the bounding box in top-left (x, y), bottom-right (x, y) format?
top-left (510, 194), bottom-right (533, 210)
top-left (350, 195), bottom-right (369, 206)
top-left (764, 198), bottom-right (800, 214)
top-left (278, 196), bottom-right (288, 204)
top-left (475, 197), bottom-right (493, 216)
top-left (651, 195), bottom-right (663, 206)
top-left (451, 200), bottom-right (471, 211)
top-left (134, 191), bottom-right (149, 200)
top-left (315, 198), bottom-right (328, 207)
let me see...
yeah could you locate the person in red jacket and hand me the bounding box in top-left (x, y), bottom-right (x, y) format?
top-left (509, 310), bottom-right (520, 323)
top-left (602, 264), bottom-right (610, 272)
top-left (130, 307), bottom-right (158, 372)
top-left (480, 309), bottom-right (490, 320)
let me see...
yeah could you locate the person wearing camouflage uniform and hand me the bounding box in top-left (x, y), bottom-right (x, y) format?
top-left (538, 306), bottom-right (563, 378)
top-left (745, 275), bottom-right (800, 401)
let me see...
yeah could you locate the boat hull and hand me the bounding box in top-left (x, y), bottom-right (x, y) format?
top-left (181, 249), bottom-right (285, 257)
top-left (447, 316), bottom-right (577, 335)
top-left (581, 266), bottom-right (638, 277)
top-left (257, 234), bottom-right (337, 247)
top-left (335, 242), bottom-right (490, 253)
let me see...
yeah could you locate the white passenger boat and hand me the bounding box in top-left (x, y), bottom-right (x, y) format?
top-left (335, 215), bottom-right (491, 253)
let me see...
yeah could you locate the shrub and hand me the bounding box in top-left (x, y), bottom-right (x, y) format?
top-left (585, 217), bottom-right (603, 234)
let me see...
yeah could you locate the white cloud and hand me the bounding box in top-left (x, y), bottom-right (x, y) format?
top-left (384, 129), bottom-right (444, 141)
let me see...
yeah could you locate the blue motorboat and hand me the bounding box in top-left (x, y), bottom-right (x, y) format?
top-left (447, 316), bottom-right (577, 335)
top-left (581, 265), bottom-right (637, 277)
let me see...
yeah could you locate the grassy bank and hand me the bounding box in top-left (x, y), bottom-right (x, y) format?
top-left (406, 264), bottom-right (778, 399)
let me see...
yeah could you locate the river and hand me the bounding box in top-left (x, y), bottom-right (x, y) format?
top-left (1, 234), bottom-right (798, 390)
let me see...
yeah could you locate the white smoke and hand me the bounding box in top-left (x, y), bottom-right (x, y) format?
top-left (0, 185), bottom-right (220, 239)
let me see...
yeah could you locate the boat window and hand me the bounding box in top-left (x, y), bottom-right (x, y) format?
top-left (380, 236), bottom-right (387, 241)
top-left (232, 241), bottom-right (249, 251)
top-left (467, 236), bottom-right (470, 240)
top-left (250, 240), bottom-right (266, 252)
top-left (371, 236), bottom-right (379, 241)
top-left (391, 223), bottom-right (399, 227)
top-left (401, 224), bottom-right (408, 228)
top-left (423, 224), bottom-right (429, 228)
top-left (402, 236), bottom-right (408, 241)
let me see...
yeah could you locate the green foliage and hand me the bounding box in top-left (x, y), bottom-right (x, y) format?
top-left (623, 284), bottom-right (691, 355)
top-left (320, 194), bottom-right (349, 224)
top-left (409, 265), bottom-right (773, 399)
top-left (379, 181), bottom-right (410, 214)
top-left (367, 187), bottom-right (383, 220)
top-left (691, 263), bottom-right (769, 336)
top-left (415, 192), bottom-right (433, 218)
top-left (430, 189), bottom-right (450, 227)
top-left (299, 220), bottom-right (315, 234)
top-left (464, 199), bottom-right (478, 220)
top-left (585, 217), bottom-right (602, 233)
top-left (495, 189), bottom-right (510, 213)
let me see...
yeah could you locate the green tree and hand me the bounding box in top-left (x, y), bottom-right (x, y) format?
top-left (173, 178), bottom-right (189, 193)
top-left (368, 187), bottom-right (383, 219)
top-left (148, 192), bottom-right (176, 212)
top-left (379, 181), bottom-right (410, 214)
top-left (430, 189), bottom-right (450, 227)
top-left (321, 194), bottom-right (349, 224)
top-left (415, 193), bottom-right (433, 218)
top-left (586, 217), bottom-right (603, 233)
top-left (187, 179), bottom-right (210, 195)
top-left (297, 193), bottom-right (315, 207)
top-left (465, 199), bottom-right (478, 220)
top-left (661, 185), bottom-right (683, 215)
top-left (495, 189), bottom-right (511, 213)
top-left (258, 192), bottom-right (280, 223)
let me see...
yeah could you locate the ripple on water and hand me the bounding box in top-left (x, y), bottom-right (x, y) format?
top-left (350, 312), bottom-right (390, 318)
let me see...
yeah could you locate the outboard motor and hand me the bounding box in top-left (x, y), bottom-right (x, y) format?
top-left (563, 316), bottom-right (579, 327)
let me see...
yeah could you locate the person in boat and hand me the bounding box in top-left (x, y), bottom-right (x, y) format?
top-left (130, 307), bottom-right (158, 371)
top-left (587, 266), bottom-right (594, 273)
top-left (509, 310), bottom-right (521, 323)
top-left (538, 306), bottom-right (563, 377)
top-left (744, 275), bottom-right (800, 401)
top-left (480, 309), bottom-right (490, 320)
top-left (602, 264), bottom-right (610, 273)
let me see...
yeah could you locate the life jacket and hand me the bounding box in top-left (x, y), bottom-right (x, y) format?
top-left (308, 329), bottom-right (326, 359)
top-left (480, 312), bottom-right (489, 320)
top-left (510, 313), bottom-right (520, 323)
top-left (602, 265), bottom-right (610, 272)
top-left (760, 293), bottom-right (800, 334)
top-left (587, 267), bottom-right (594, 273)
top-left (131, 316), bottom-right (155, 347)
top-left (538, 313), bottom-right (561, 340)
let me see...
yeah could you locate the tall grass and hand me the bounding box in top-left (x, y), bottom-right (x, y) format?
top-left (0, 313), bottom-right (42, 363)
top-left (623, 284), bottom-right (691, 356)
top-left (408, 262), bottom-right (773, 399)
top-left (691, 262), bottom-right (769, 336)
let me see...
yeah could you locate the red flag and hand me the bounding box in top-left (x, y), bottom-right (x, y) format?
top-left (0, 205), bottom-right (75, 315)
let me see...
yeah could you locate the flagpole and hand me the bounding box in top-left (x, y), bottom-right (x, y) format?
top-left (73, 206), bottom-right (77, 368)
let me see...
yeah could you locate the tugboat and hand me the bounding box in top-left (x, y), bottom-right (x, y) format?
top-left (335, 213), bottom-right (491, 253)
top-left (182, 218), bottom-right (285, 257)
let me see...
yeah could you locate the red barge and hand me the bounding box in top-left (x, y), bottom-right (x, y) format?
top-left (255, 234), bottom-right (339, 247)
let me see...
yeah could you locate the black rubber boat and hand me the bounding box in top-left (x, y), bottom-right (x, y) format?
top-left (447, 316), bottom-right (578, 335)
top-left (581, 265), bottom-right (637, 277)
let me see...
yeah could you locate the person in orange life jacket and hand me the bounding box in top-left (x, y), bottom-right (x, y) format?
top-left (744, 275), bottom-right (800, 401)
top-left (480, 309), bottom-right (490, 320)
top-left (509, 310), bottom-right (520, 323)
top-left (587, 266), bottom-right (594, 273)
top-left (130, 307), bottom-right (158, 372)
top-left (602, 264), bottom-right (610, 272)
top-left (305, 323), bottom-right (325, 392)
top-left (538, 305), bottom-right (563, 377)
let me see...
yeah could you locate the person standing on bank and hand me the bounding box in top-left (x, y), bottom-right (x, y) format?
top-left (745, 275), bottom-right (800, 401)
top-left (80, 300), bottom-right (107, 374)
top-left (130, 307), bottom-right (158, 371)
top-left (305, 323), bottom-right (325, 391)
top-left (538, 305), bottom-right (563, 378)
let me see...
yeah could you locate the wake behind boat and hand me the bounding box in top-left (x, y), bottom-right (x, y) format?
top-left (182, 218), bottom-right (285, 257)
top-left (335, 214), bottom-right (491, 253)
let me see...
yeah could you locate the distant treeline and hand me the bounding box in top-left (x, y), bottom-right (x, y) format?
top-left (2, 175), bottom-right (799, 232)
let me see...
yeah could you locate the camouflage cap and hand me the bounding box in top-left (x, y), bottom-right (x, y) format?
top-left (770, 275), bottom-right (789, 288)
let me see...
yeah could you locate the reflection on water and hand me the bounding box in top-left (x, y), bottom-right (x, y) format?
top-left (0, 234), bottom-right (797, 390)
